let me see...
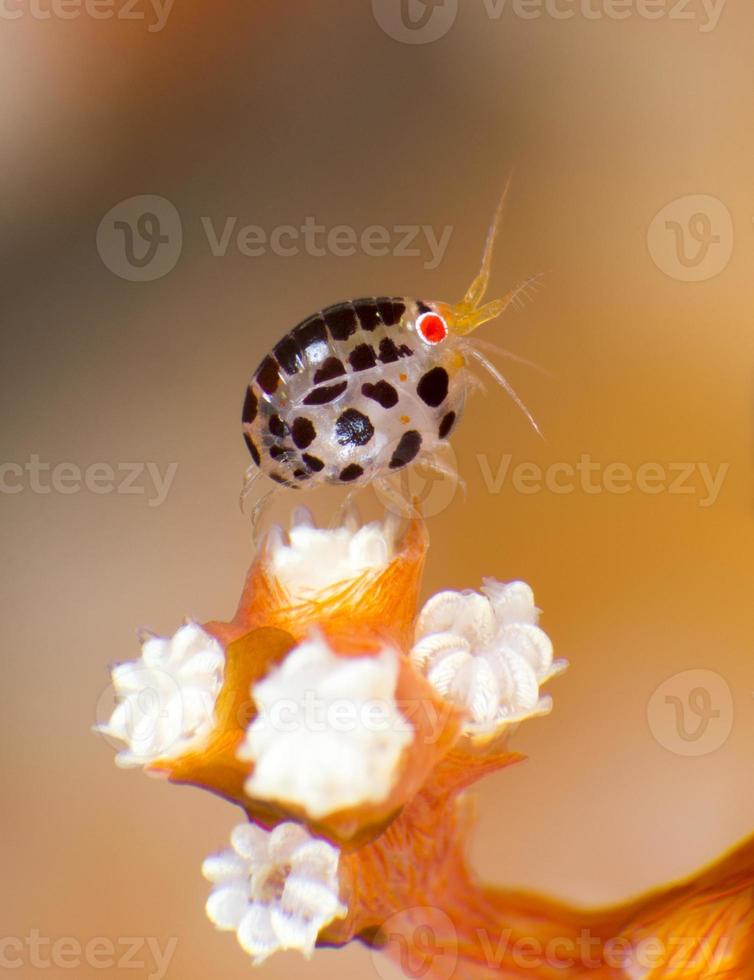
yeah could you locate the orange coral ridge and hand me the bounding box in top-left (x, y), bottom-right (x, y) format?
top-left (151, 517), bottom-right (754, 977)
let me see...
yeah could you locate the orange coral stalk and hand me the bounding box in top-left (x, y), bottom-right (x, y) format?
top-left (328, 758), bottom-right (754, 978)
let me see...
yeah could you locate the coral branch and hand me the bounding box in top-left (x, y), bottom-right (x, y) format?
top-left (328, 754), bottom-right (754, 978)
top-left (101, 510), bottom-right (754, 978)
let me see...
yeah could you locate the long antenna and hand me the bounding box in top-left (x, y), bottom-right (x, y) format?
top-left (461, 176), bottom-right (513, 313)
top-left (466, 346), bottom-right (544, 440)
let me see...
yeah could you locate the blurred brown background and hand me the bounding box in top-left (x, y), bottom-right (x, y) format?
top-left (2, 1), bottom-right (754, 977)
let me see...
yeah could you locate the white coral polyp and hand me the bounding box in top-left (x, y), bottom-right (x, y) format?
top-left (411, 580), bottom-right (566, 736)
top-left (268, 509), bottom-right (394, 600)
top-left (203, 821), bottom-right (347, 965)
top-left (98, 621), bottom-right (224, 767)
top-left (239, 632), bottom-right (413, 819)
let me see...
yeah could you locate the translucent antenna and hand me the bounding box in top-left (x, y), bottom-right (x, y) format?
top-left (473, 337), bottom-right (552, 378)
top-left (239, 464), bottom-right (262, 511)
top-left (458, 272), bottom-right (542, 334)
top-left (466, 346), bottom-right (544, 439)
top-left (450, 177), bottom-right (545, 337)
top-left (461, 177), bottom-right (512, 313)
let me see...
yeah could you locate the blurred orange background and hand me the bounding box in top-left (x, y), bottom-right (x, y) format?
top-left (2, 2), bottom-right (754, 977)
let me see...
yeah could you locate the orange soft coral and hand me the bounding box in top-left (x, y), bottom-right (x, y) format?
top-left (99, 511), bottom-right (754, 977)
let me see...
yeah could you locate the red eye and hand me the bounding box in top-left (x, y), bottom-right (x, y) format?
top-left (417, 311), bottom-right (448, 345)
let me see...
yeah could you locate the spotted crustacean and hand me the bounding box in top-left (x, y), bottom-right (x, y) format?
top-left (241, 188), bottom-right (538, 501)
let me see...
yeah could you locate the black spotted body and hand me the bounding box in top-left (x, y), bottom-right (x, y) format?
top-left (242, 297), bottom-right (465, 488)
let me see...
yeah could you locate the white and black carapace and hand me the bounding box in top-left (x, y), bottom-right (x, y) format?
top-left (241, 189), bottom-right (538, 495)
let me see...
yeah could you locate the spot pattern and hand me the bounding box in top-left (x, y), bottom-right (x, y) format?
top-left (362, 380), bottom-right (399, 409)
top-left (313, 357), bottom-right (346, 384)
top-left (439, 411), bottom-right (456, 439)
top-left (291, 417), bottom-right (316, 449)
top-left (335, 408), bottom-right (375, 447)
top-left (303, 381), bottom-right (348, 406)
top-left (242, 387), bottom-right (258, 424)
top-left (339, 463), bottom-right (364, 482)
top-left (256, 356), bottom-right (280, 395)
top-left (392, 299), bottom-right (407, 322)
top-left (325, 304), bottom-right (358, 342)
top-left (389, 430), bottom-right (422, 469)
top-left (269, 444), bottom-right (292, 460)
top-left (273, 335), bottom-right (300, 376)
top-left (293, 315), bottom-right (327, 349)
top-left (244, 433), bottom-right (261, 466)
top-left (348, 343), bottom-right (377, 372)
top-left (353, 299), bottom-right (381, 332)
top-left (243, 296), bottom-right (464, 489)
top-left (269, 471), bottom-right (296, 487)
top-left (376, 298), bottom-right (405, 327)
top-left (378, 338), bottom-right (401, 364)
top-left (417, 367), bottom-right (449, 408)
top-left (302, 453), bottom-right (325, 472)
